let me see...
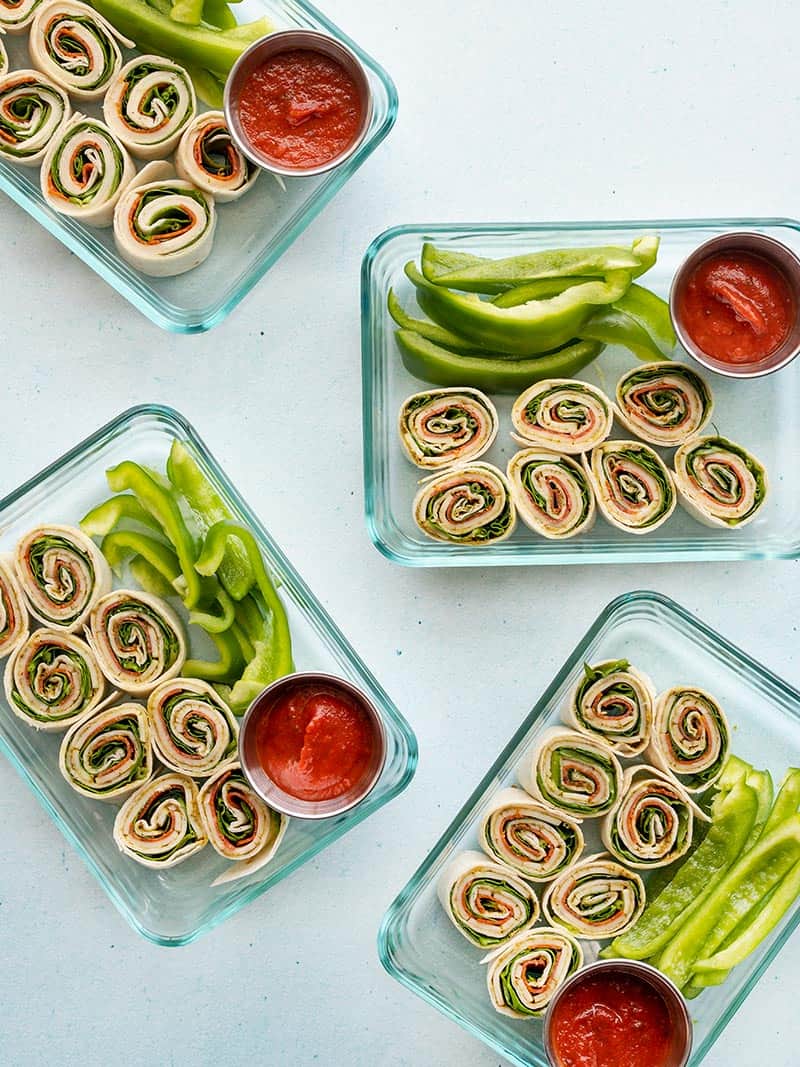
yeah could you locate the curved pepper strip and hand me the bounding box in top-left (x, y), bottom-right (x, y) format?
top-left (421, 236), bottom-right (659, 292)
top-left (395, 330), bottom-right (605, 394)
top-left (106, 461), bottom-right (203, 609)
top-left (185, 627), bottom-right (243, 683)
top-left (388, 289), bottom-right (496, 353)
top-left (81, 495), bottom-right (163, 538)
top-left (602, 779), bottom-right (758, 962)
top-left (100, 530), bottom-right (181, 587)
top-left (656, 815), bottom-right (800, 990)
top-left (405, 263), bottom-right (630, 355)
top-left (129, 557), bottom-right (179, 599)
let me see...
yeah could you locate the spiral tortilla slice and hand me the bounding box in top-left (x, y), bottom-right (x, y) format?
top-left (398, 387), bottom-right (498, 469)
top-left (518, 726), bottom-right (622, 819)
top-left (413, 461), bottom-right (516, 545)
top-left (0, 0), bottom-right (44, 33)
top-left (4, 628), bottom-right (104, 730)
top-left (601, 764), bottom-right (707, 869)
top-left (0, 555), bottom-right (28, 659)
top-left (479, 786), bottom-right (584, 882)
top-left (0, 68), bottom-right (71, 165)
top-left (40, 114), bottom-right (134, 227)
top-left (673, 435), bottom-right (767, 529)
top-left (88, 589), bottom-right (186, 695)
top-left (29, 0), bottom-right (132, 100)
top-left (113, 771), bottom-right (206, 869)
top-left (148, 677), bottom-right (237, 778)
top-left (484, 926), bottom-right (583, 1018)
top-left (15, 524), bottom-right (111, 631)
top-left (175, 110), bottom-right (259, 203)
top-left (199, 761), bottom-right (288, 886)
top-left (564, 659), bottom-right (655, 756)
top-left (615, 361), bottom-right (713, 447)
top-left (507, 448), bottom-right (596, 540)
top-left (59, 701), bottom-right (152, 800)
top-left (584, 439), bottom-right (676, 534)
top-left (511, 378), bottom-right (613, 454)
top-left (437, 850), bottom-right (539, 948)
top-left (113, 160), bottom-right (216, 278)
top-left (647, 685), bottom-right (730, 793)
top-left (103, 55), bottom-right (196, 161)
top-left (541, 852), bottom-right (646, 939)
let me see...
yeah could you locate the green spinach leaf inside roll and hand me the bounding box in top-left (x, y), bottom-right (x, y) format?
top-left (103, 55), bottom-right (196, 161)
top-left (147, 677), bottom-right (237, 778)
top-left (437, 849), bottom-right (539, 948)
top-left (564, 659), bottom-right (655, 756)
top-left (15, 523), bottom-right (111, 631)
top-left (673, 435), bottom-right (767, 528)
top-left (0, 69), bottom-right (71, 165)
top-left (517, 726), bottom-right (622, 818)
top-left (479, 786), bottom-right (584, 881)
top-left (88, 588), bottom-right (186, 695)
top-left (175, 110), bottom-right (259, 203)
top-left (29, 0), bottom-right (132, 100)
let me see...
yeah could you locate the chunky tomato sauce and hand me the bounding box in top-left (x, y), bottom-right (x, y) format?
top-left (238, 49), bottom-right (363, 169)
top-left (677, 250), bottom-right (794, 364)
top-left (550, 973), bottom-right (674, 1067)
top-left (256, 684), bottom-right (375, 802)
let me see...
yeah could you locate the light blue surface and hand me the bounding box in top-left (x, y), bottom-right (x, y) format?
top-left (1, 0), bottom-right (799, 1064)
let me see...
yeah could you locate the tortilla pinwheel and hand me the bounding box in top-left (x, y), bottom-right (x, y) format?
top-left (59, 701), bottom-right (153, 800)
top-left (615, 361), bottom-right (713, 447)
top-left (147, 677), bottom-right (237, 778)
top-left (29, 0), bottom-right (131, 99)
top-left (5, 628), bottom-right (104, 730)
top-left (412, 462), bottom-right (516, 545)
top-left (507, 448), bottom-right (596, 539)
top-left (0, 0), bottom-right (45, 33)
top-left (517, 726), bottom-right (622, 819)
top-left (673, 435), bottom-right (767, 529)
top-left (398, 387), bottom-right (498, 469)
top-left (511, 379), bottom-right (613, 454)
top-left (0, 555), bottom-right (28, 659)
top-left (175, 110), bottom-right (259, 203)
top-left (14, 524), bottom-right (111, 631)
top-left (647, 685), bottom-right (730, 794)
top-left (584, 439), bottom-right (676, 534)
top-left (437, 850), bottom-right (539, 948)
top-left (478, 786), bottom-right (584, 882)
top-left (563, 659), bottom-right (655, 757)
top-left (484, 926), bottom-right (583, 1018)
top-left (88, 589), bottom-right (186, 695)
top-left (541, 852), bottom-right (646, 939)
top-left (113, 771), bottom-right (207, 869)
top-left (103, 55), bottom-right (196, 161)
top-left (0, 68), bottom-right (70, 165)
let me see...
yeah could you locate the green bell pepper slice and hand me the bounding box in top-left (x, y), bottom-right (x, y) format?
top-left (167, 441), bottom-right (254, 601)
top-left (129, 557), bottom-right (179, 599)
top-left (388, 289), bottom-right (491, 353)
top-left (170, 0), bottom-right (204, 25)
top-left (81, 495), bottom-right (163, 538)
top-left (421, 236), bottom-right (658, 292)
top-left (743, 769), bottom-right (775, 849)
top-left (405, 262), bottom-right (630, 355)
top-left (100, 530), bottom-right (181, 586)
top-left (106, 461), bottom-right (203, 609)
top-left (760, 768), bottom-right (800, 838)
top-left (394, 329), bottom-right (605, 394)
top-left (185, 627), bottom-right (243, 683)
top-left (203, 0), bottom-right (238, 30)
top-left (189, 587), bottom-right (236, 634)
top-left (578, 285), bottom-right (675, 361)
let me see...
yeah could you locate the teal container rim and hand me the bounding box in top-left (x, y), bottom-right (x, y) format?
top-left (0, 1), bottom-right (398, 334)
top-left (361, 217), bottom-right (800, 567)
top-left (377, 589), bottom-right (800, 1067)
top-left (0, 403), bottom-right (417, 946)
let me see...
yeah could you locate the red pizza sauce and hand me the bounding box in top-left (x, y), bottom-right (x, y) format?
top-left (255, 683), bottom-right (375, 802)
top-left (549, 972), bottom-right (674, 1067)
top-left (238, 48), bottom-right (364, 170)
top-left (677, 250), bottom-right (794, 364)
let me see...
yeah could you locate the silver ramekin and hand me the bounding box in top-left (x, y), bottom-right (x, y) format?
top-left (670, 231), bottom-right (800, 379)
top-left (224, 30), bottom-right (374, 178)
top-left (239, 672), bottom-right (386, 819)
top-left (543, 959), bottom-right (692, 1067)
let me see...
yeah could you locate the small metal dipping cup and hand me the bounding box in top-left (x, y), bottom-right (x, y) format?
top-left (670, 231), bottom-right (800, 379)
top-left (224, 30), bottom-right (374, 179)
top-left (543, 959), bottom-right (692, 1067)
top-left (239, 672), bottom-right (386, 819)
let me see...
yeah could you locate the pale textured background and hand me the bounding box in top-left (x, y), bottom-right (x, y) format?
top-left (2, 0), bottom-right (800, 1063)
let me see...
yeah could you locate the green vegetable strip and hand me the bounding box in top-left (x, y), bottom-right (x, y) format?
top-left (759, 768), bottom-right (800, 839)
top-left (101, 530), bottom-right (181, 585)
top-left (189, 586), bottom-right (235, 634)
top-left (388, 289), bottom-right (489, 353)
top-left (81, 495), bottom-right (163, 538)
top-left (170, 0), bottom-right (204, 25)
top-left (129, 557), bottom-right (177, 599)
top-left (185, 628), bottom-right (243, 683)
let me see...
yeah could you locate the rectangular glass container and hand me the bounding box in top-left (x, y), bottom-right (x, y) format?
top-left (0, 404), bottom-right (416, 945)
top-left (361, 219), bottom-right (800, 566)
top-left (378, 591), bottom-right (800, 1067)
top-left (0, 0), bottom-right (397, 332)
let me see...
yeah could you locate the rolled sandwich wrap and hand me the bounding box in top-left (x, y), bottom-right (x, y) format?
top-left (0, 555), bottom-right (29, 658)
top-left (15, 524), bottom-right (111, 631)
top-left (507, 448), bottom-right (595, 540)
top-left (40, 114), bottom-right (134, 227)
top-left (88, 589), bottom-right (186, 695)
top-left (615, 361), bottom-right (713, 447)
top-left (0, 69), bottom-right (70, 165)
top-left (113, 771), bottom-right (206, 868)
top-left (541, 852), bottom-right (646, 939)
top-left (584, 439), bottom-right (676, 534)
top-left (5, 628), bottom-right (104, 730)
top-left (437, 850), bottom-right (539, 948)
top-left (103, 55), bottom-right (196, 160)
top-left (673, 434), bottom-right (767, 529)
top-left (413, 462), bottom-right (516, 545)
top-left (199, 760), bottom-right (288, 886)
top-left (399, 387), bottom-right (498, 469)
top-left (113, 160), bottom-right (216, 278)
top-left (0, 0), bottom-right (45, 33)
top-left (147, 677), bottom-right (237, 778)
top-left (28, 0), bottom-right (132, 99)
top-left (511, 379), bottom-right (613, 453)
top-left (517, 726), bottom-right (622, 818)
top-left (647, 685), bottom-right (730, 793)
top-left (484, 926), bottom-right (583, 1018)
top-left (564, 659), bottom-right (655, 756)
top-left (601, 764), bottom-right (707, 869)
top-left (59, 701), bottom-right (152, 800)
top-left (175, 110), bottom-right (259, 203)
top-left (479, 786), bottom-right (584, 881)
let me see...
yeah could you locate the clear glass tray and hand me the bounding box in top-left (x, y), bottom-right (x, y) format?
top-left (378, 591), bottom-right (800, 1067)
top-left (0, 1), bottom-right (397, 332)
top-left (361, 219), bottom-right (800, 566)
top-left (0, 405), bottom-right (416, 945)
